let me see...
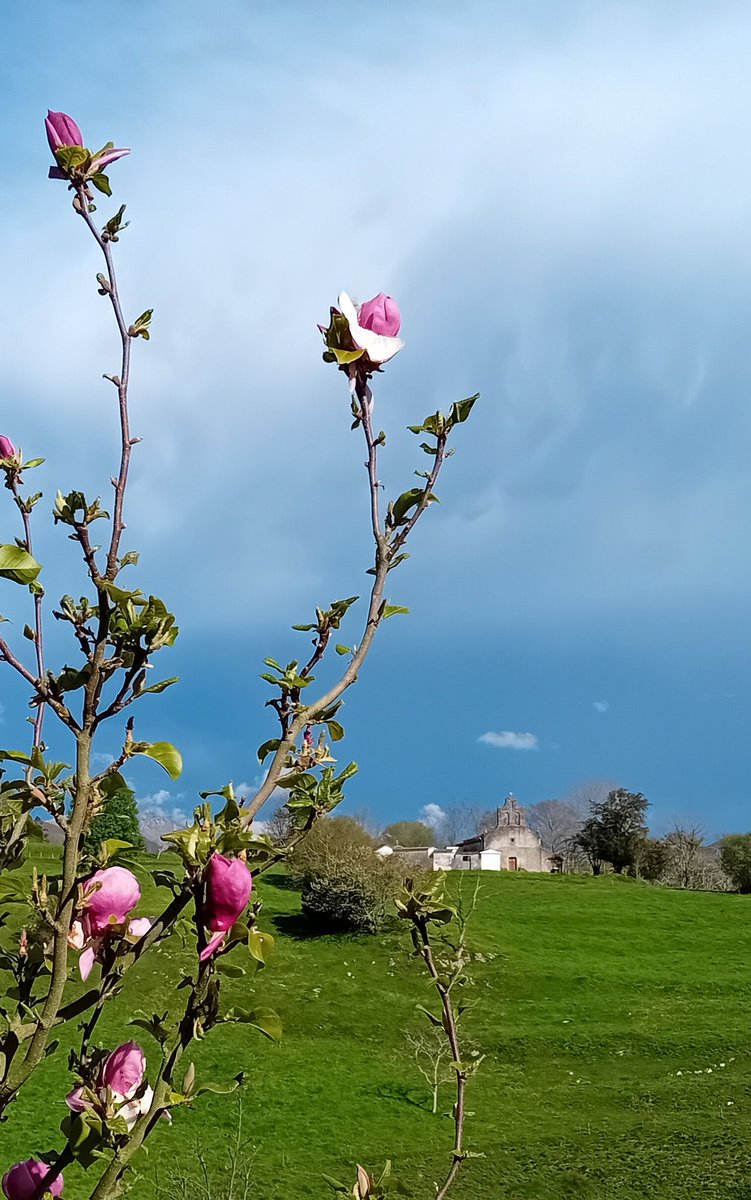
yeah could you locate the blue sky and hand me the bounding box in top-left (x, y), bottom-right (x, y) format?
top-left (1, 0), bottom-right (751, 838)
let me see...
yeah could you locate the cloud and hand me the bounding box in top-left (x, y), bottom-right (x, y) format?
top-left (420, 802), bottom-right (446, 827)
top-left (136, 788), bottom-right (187, 826)
top-left (593, 700), bottom-right (610, 713)
top-left (478, 731), bottom-right (539, 751)
top-left (9, 1), bottom-right (751, 637)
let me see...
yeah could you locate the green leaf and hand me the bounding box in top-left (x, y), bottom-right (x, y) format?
top-left (257, 738), bottom-right (281, 764)
top-left (131, 740), bottom-right (183, 780)
top-left (448, 393), bottom-right (478, 425)
top-left (248, 928), bottom-right (275, 965)
top-left (335, 644), bottom-right (350, 656)
top-left (129, 309), bottom-right (154, 340)
top-left (193, 1072), bottom-right (244, 1098)
top-left (382, 604), bottom-right (409, 619)
top-left (326, 720), bottom-right (345, 742)
top-left (331, 346), bottom-right (364, 365)
top-left (54, 145), bottom-right (90, 173)
top-left (215, 961), bottom-right (246, 978)
top-left (416, 1003), bottom-right (443, 1028)
top-left (102, 838), bottom-right (133, 859)
top-left (0, 545), bottom-right (41, 586)
top-left (135, 676), bottom-right (179, 697)
top-left (60, 1109), bottom-right (105, 1167)
top-left (90, 172), bottom-right (112, 196)
top-left (226, 1006), bottom-right (282, 1041)
top-left (390, 488), bottom-right (423, 526)
top-left (322, 1173), bottom-right (352, 1193)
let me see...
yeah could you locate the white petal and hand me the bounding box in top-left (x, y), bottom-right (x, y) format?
top-left (68, 920), bottom-right (85, 950)
top-left (336, 291), bottom-right (404, 364)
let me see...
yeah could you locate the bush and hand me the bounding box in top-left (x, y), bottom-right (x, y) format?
top-left (289, 818), bottom-right (404, 933)
top-left (289, 814), bottom-right (376, 879)
top-left (300, 845), bottom-right (402, 933)
top-left (719, 833), bottom-right (751, 893)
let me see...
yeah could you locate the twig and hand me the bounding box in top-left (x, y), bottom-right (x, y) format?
top-left (10, 478), bottom-right (47, 759)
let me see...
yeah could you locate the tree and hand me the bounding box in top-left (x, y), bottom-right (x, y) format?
top-left (84, 784), bottom-right (145, 854)
top-left (572, 816), bottom-right (606, 875)
top-left (573, 788), bottom-right (649, 874)
top-left (382, 820), bottom-right (435, 847)
top-left (634, 837), bottom-right (669, 882)
top-left (427, 804), bottom-right (485, 845)
top-left (564, 778), bottom-right (617, 821)
top-left (719, 834), bottom-right (751, 893)
top-left (664, 825), bottom-right (710, 889)
top-left (527, 799), bottom-right (582, 855)
top-left (404, 1026), bottom-right (455, 1114)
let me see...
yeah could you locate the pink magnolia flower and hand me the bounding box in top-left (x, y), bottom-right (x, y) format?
top-left (335, 292), bottom-right (404, 366)
top-left (44, 110), bottom-right (83, 151)
top-left (199, 853), bottom-right (252, 962)
top-left (66, 1041), bottom-right (155, 1132)
top-left (83, 867), bottom-right (140, 934)
top-left (1, 1159), bottom-right (64, 1199)
top-left (357, 293), bottom-right (401, 338)
top-left (0, 436), bottom-right (17, 461)
top-left (68, 867), bottom-right (142, 979)
top-left (45, 109), bottom-right (129, 179)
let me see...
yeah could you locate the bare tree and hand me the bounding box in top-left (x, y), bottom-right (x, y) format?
top-left (662, 825), bottom-right (730, 891)
top-left (404, 1027), bottom-right (456, 1114)
top-left (527, 799), bottom-right (582, 855)
top-left (265, 804), bottom-right (295, 846)
top-left (430, 803), bottom-right (485, 845)
top-left (563, 778), bottom-right (617, 821)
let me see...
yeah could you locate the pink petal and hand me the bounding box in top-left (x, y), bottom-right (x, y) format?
top-left (102, 1042), bottom-right (145, 1097)
top-left (65, 1085), bottom-right (89, 1113)
top-left (79, 945), bottom-right (96, 980)
top-left (199, 931), bottom-right (226, 962)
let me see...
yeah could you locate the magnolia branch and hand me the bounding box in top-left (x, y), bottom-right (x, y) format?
top-left (246, 374), bottom-right (450, 822)
top-left (74, 187), bottom-right (134, 583)
top-left (413, 920), bottom-right (468, 1200)
top-left (10, 480), bottom-right (47, 756)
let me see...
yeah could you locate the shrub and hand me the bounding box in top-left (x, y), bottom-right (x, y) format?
top-left (719, 833), bottom-right (751, 893)
top-left (289, 814), bottom-right (376, 879)
top-left (299, 845), bottom-right (403, 933)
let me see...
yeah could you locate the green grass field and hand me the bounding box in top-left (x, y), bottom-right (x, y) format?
top-left (4, 855), bottom-right (751, 1199)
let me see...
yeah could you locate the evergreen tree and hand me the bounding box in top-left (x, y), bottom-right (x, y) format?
top-left (573, 788), bottom-right (649, 874)
top-left (84, 784), bottom-right (145, 854)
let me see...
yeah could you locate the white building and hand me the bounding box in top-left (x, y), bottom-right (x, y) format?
top-left (382, 794), bottom-right (553, 873)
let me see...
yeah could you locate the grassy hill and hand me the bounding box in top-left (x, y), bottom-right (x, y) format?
top-left (3, 855), bottom-right (751, 1199)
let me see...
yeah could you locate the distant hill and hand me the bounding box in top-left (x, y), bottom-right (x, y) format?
top-left (40, 813), bottom-right (173, 854)
top-left (39, 819), bottom-right (64, 845)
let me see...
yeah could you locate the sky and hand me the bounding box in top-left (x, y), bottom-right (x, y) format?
top-left (1, 0), bottom-right (751, 839)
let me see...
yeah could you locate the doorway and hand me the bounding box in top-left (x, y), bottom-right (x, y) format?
top-left (508, 857), bottom-right (518, 871)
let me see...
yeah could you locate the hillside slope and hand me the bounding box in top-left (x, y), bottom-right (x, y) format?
top-left (3, 861), bottom-right (751, 1198)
